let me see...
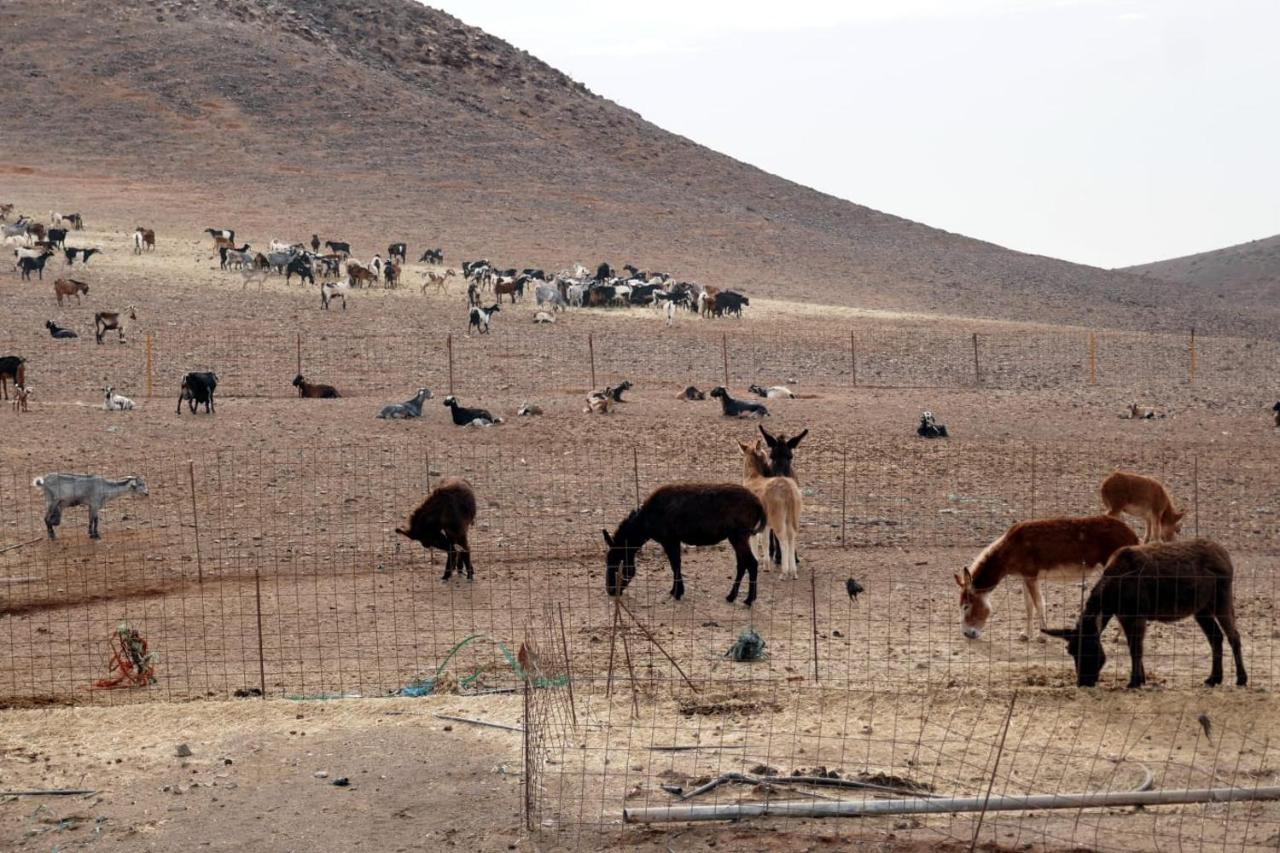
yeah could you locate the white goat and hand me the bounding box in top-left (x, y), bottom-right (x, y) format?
top-left (103, 386), bottom-right (135, 411)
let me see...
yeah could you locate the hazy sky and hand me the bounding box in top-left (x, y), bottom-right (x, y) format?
top-left (433, 1), bottom-right (1280, 269)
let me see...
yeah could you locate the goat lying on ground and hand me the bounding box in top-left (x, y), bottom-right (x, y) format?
top-left (1124, 403), bottom-right (1164, 419)
top-left (11, 383), bottom-right (31, 413)
top-left (917, 411), bottom-right (948, 438)
top-left (292, 374), bottom-right (340, 398)
top-left (33, 472), bottom-right (148, 540)
top-left (103, 386), bottom-right (135, 411)
top-left (517, 402), bottom-right (543, 416)
top-left (1044, 539), bottom-right (1247, 688)
top-left (676, 386), bottom-right (706, 401)
top-left (95, 307), bottom-right (136, 344)
top-left (749, 384), bottom-right (795, 399)
top-left (444, 395), bottom-right (502, 426)
top-left (710, 386), bottom-right (768, 417)
top-left (377, 387), bottom-right (432, 419)
top-left (1100, 470), bottom-right (1183, 544)
top-left (46, 320), bottom-right (78, 339)
top-left (53, 277), bottom-right (89, 305)
top-left (177, 372), bottom-right (218, 415)
top-left (602, 380), bottom-right (633, 402)
top-left (533, 311), bottom-right (556, 324)
top-left (584, 392), bottom-right (613, 414)
top-left (396, 478), bottom-right (477, 581)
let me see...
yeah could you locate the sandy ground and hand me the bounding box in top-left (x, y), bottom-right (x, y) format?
top-left (1, 200), bottom-right (1279, 850)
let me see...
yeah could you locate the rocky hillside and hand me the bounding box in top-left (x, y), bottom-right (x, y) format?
top-left (1123, 234), bottom-right (1280, 312)
top-left (0, 0), bottom-right (1271, 335)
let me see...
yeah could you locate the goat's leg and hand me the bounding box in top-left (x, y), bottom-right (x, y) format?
top-left (1214, 602), bottom-right (1248, 686)
top-left (1122, 618), bottom-right (1147, 687)
top-left (44, 503), bottom-right (61, 540)
top-left (660, 539), bottom-right (684, 601)
top-left (1195, 612), bottom-right (1225, 686)
top-left (88, 506), bottom-right (100, 539)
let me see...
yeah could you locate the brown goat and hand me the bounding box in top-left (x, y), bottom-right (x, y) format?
top-left (95, 307), bottom-right (136, 345)
top-left (53, 277), bottom-right (89, 306)
top-left (292, 374), bottom-right (340, 398)
top-left (1044, 539), bottom-right (1246, 688)
top-left (396, 478), bottom-right (478, 581)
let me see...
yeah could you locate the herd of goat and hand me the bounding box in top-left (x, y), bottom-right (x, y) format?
top-left (2, 206), bottom-right (1267, 693)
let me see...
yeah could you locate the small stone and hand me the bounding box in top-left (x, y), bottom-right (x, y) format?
top-left (331, 777), bottom-right (350, 787)
top-left (314, 770), bottom-right (329, 779)
top-left (175, 744), bottom-right (193, 758)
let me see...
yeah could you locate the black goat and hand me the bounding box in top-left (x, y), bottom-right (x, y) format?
top-left (177, 372), bottom-right (218, 415)
top-left (45, 320), bottom-right (77, 339)
top-left (285, 255), bottom-right (314, 285)
top-left (604, 483), bottom-right (766, 606)
top-left (63, 247), bottom-right (101, 266)
top-left (599, 380), bottom-right (633, 402)
top-left (676, 386), bottom-right (706, 401)
top-left (443, 395), bottom-right (501, 426)
top-left (396, 478), bottom-right (478, 581)
top-left (324, 240), bottom-right (351, 256)
top-left (387, 242), bottom-right (407, 263)
top-left (710, 386), bottom-right (768, 418)
top-left (47, 228), bottom-right (68, 248)
top-left (1044, 539), bottom-right (1247, 688)
top-left (19, 253), bottom-right (52, 280)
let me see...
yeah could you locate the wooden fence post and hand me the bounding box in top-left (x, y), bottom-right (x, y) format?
top-left (972, 333), bottom-right (981, 386)
top-left (632, 446), bottom-right (641, 509)
top-left (1193, 454), bottom-right (1200, 537)
top-left (840, 444), bottom-right (848, 549)
top-left (1030, 447), bottom-right (1037, 519)
top-left (809, 567), bottom-right (820, 684)
top-left (447, 333), bottom-right (455, 395)
top-left (254, 568), bottom-right (267, 699)
top-left (850, 331), bottom-right (857, 387)
top-left (145, 333), bottom-right (154, 399)
top-left (1189, 327), bottom-right (1197, 383)
top-left (188, 460), bottom-right (204, 584)
top-left (721, 333), bottom-right (729, 386)
top-left (1089, 333), bottom-right (1097, 386)
top-left (295, 332), bottom-right (302, 377)
top-left (588, 333), bottom-right (596, 390)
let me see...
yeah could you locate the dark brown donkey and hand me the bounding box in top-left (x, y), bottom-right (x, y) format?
top-left (604, 483), bottom-right (765, 606)
top-left (396, 478), bottom-right (478, 581)
top-left (1043, 539), bottom-right (1247, 688)
top-left (759, 425), bottom-right (807, 567)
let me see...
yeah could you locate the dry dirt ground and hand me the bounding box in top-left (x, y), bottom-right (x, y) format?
top-left (1, 191), bottom-right (1279, 851)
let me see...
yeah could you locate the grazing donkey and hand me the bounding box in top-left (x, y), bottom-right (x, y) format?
top-left (1044, 539), bottom-right (1246, 688)
top-left (396, 478), bottom-right (478, 582)
top-left (1100, 470), bottom-right (1184, 543)
top-left (603, 483), bottom-right (766, 606)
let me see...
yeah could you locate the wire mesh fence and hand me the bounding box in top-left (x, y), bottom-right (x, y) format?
top-left (3, 319), bottom-right (1278, 403)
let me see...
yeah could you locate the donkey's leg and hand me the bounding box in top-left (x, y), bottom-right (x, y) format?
top-left (1195, 612), bottom-right (1225, 686)
top-left (661, 539), bottom-right (684, 601)
top-left (456, 531), bottom-right (474, 580)
top-left (727, 534), bottom-right (759, 606)
top-left (441, 542), bottom-right (455, 581)
top-left (1018, 577), bottom-right (1037, 642)
top-left (1214, 601), bottom-right (1248, 686)
top-left (1123, 618), bottom-right (1148, 688)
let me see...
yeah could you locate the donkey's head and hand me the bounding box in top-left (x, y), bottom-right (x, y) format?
top-left (1157, 508), bottom-right (1186, 542)
top-left (759, 425), bottom-right (807, 477)
top-left (954, 568), bottom-right (993, 640)
top-left (603, 512), bottom-right (641, 597)
top-left (1042, 616), bottom-right (1106, 686)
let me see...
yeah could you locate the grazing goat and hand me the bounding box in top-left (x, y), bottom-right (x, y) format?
top-left (177, 372), bottom-right (218, 415)
top-left (63, 246), bottom-right (100, 266)
top-left (419, 248), bottom-right (444, 264)
top-left (324, 240), bottom-right (351, 257)
top-left (133, 227), bottom-right (155, 253)
top-left (535, 284), bottom-right (566, 311)
top-left (710, 386), bottom-right (768, 418)
top-left (346, 263), bottom-right (376, 288)
top-left (11, 383), bottom-right (31, 413)
top-left (19, 253), bottom-right (52, 280)
top-left (320, 280), bottom-right (350, 310)
top-left (676, 386), bottom-right (706, 401)
top-left (604, 483), bottom-right (766, 606)
top-left (396, 478), bottom-right (478, 581)
top-left (103, 386), bottom-right (135, 411)
top-left (957, 515), bottom-right (1140, 641)
top-left (46, 320), bottom-right (78, 339)
top-left (94, 307), bottom-right (136, 344)
top-left (205, 227), bottom-right (235, 243)
top-left (738, 440), bottom-right (801, 579)
top-left (1100, 470), bottom-right (1184, 544)
top-left (444, 395), bottom-right (501, 426)
top-left (292, 374), bottom-right (340, 398)
top-left (1044, 540), bottom-right (1246, 688)
top-left (748, 384), bottom-right (795, 399)
top-left (33, 473), bottom-right (148, 540)
top-left (53, 277), bottom-right (89, 305)
top-left (0, 356), bottom-right (26, 399)
top-left (468, 303), bottom-right (500, 335)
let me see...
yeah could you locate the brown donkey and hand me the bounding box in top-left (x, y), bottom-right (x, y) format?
top-left (1100, 470), bottom-right (1184, 543)
top-left (737, 439), bottom-right (802, 579)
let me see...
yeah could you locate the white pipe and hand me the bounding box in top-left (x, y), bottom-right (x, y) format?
top-left (623, 785), bottom-right (1280, 823)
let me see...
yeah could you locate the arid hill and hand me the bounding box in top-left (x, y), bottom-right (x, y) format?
top-left (1122, 234), bottom-right (1280, 312)
top-left (0, 0), bottom-right (1271, 336)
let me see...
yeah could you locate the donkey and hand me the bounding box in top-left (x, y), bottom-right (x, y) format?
top-left (1100, 470), bottom-right (1184, 543)
top-left (396, 478), bottom-right (478, 582)
top-left (738, 440), bottom-right (801, 579)
top-left (603, 483), bottom-right (766, 606)
top-left (1044, 539), bottom-right (1246, 688)
top-left (759, 425), bottom-right (808, 566)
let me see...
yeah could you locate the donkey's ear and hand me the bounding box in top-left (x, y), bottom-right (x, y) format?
top-left (953, 572), bottom-right (964, 588)
top-left (962, 567), bottom-right (973, 585)
top-left (1173, 509), bottom-right (1187, 521)
top-left (786, 429), bottom-right (809, 449)
top-left (758, 424), bottom-right (777, 447)
top-left (736, 439), bottom-right (752, 454)
top-left (602, 530), bottom-right (613, 547)
top-left (1041, 627), bottom-right (1075, 639)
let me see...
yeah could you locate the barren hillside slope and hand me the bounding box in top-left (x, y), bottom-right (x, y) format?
top-left (0, 0), bottom-right (1270, 335)
top-left (1123, 233), bottom-right (1280, 309)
